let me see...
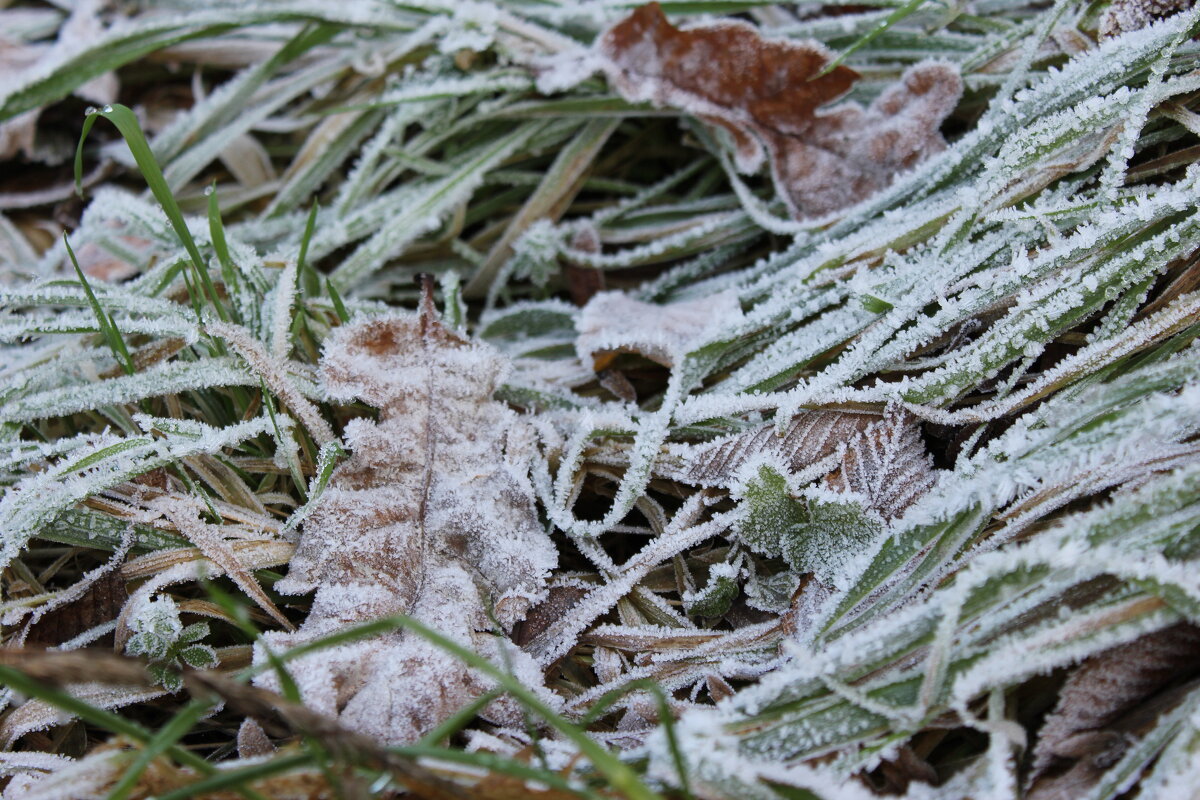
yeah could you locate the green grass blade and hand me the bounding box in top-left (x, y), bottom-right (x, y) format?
top-left (76, 104), bottom-right (227, 322)
top-left (0, 666), bottom-right (224, 782)
top-left (153, 753), bottom-right (314, 800)
top-left (106, 699), bottom-right (212, 800)
top-left (818, 0), bottom-right (932, 75)
top-left (63, 234), bottom-right (135, 375)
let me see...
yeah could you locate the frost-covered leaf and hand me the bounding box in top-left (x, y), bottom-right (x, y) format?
top-left (735, 464), bottom-right (884, 586)
top-left (683, 557), bottom-right (741, 617)
top-left (576, 289), bottom-right (743, 370)
top-left (1100, 0), bottom-right (1196, 37)
top-left (1029, 623), bottom-right (1200, 790)
top-left (261, 283), bottom-right (559, 744)
top-left (824, 406), bottom-right (937, 521)
top-left (687, 409), bottom-right (878, 487)
top-left (595, 2), bottom-right (962, 218)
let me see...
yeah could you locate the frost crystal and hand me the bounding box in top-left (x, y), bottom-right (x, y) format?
top-left (258, 284), bottom-right (558, 744)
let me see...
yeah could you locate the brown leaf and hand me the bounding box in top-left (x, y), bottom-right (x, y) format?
top-left (511, 584), bottom-right (590, 647)
top-left (870, 744), bottom-right (938, 793)
top-left (824, 406), bottom-right (936, 520)
top-left (1028, 623), bottom-right (1200, 795)
top-left (24, 570), bottom-right (128, 647)
top-left (706, 674), bottom-right (735, 703)
top-left (564, 222), bottom-right (606, 307)
top-left (597, 368), bottom-right (638, 403)
top-left (686, 409), bottom-right (878, 486)
top-left (263, 278), bottom-right (558, 745)
top-left (597, 3), bottom-right (962, 219)
top-left (236, 717), bottom-right (276, 759)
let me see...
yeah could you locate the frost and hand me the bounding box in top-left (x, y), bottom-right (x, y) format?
top-left (0, 357), bottom-right (246, 423)
top-left (208, 321), bottom-right (336, 446)
top-left (259, 284), bottom-right (558, 744)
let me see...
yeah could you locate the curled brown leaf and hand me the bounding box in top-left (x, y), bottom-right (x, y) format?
top-left (596, 3), bottom-right (962, 219)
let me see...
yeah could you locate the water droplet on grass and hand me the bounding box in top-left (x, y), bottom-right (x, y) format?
top-left (102, 104), bottom-right (113, 113)
top-left (84, 106), bottom-right (98, 115)
top-left (204, 186), bottom-right (215, 197)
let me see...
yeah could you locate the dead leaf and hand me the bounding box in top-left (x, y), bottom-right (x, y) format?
top-left (24, 570), bottom-right (128, 648)
top-left (596, 3), bottom-right (962, 218)
top-left (511, 583), bottom-right (590, 647)
top-left (1100, 0), bottom-right (1195, 37)
top-left (824, 406), bottom-right (937, 520)
top-left (576, 289), bottom-right (743, 370)
top-left (261, 279), bottom-right (559, 745)
top-left (564, 221), bottom-right (606, 306)
top-left (72, 231), bottom-right (153, 283)
top-left (236, 717), bottom-right (276, 759)
top-left (1028, 623), bottom-right (1200, 796)
top-left (687, 409), bottom-right (878, 486)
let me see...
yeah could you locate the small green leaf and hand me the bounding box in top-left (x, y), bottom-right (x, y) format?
top-left (179, 644), bottom-right (219, 670)
top-left (737, 464), bottom-right (806, 559)
top-left (782, 493), bottom-right (882, 583)
top-left (179, 622), bottom-right (211, 644)
top-left (736, 466), bottom-right (882, 581)
top-left (683, 562), bottom-right (740, 617)
top-left (860, 294), bottom-right (895, 313)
